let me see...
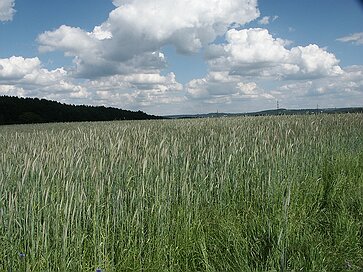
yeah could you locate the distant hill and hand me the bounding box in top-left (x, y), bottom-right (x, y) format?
top-left (0, 96), bottom-right (161, 125)
top-left (166, 107), bottom-right (363, 119)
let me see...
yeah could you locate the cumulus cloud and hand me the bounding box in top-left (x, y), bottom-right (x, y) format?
top-left (88, 72), bottom-right (184, 111)
top-left (0, 55), bottom-right (187, 113)
top-left (38, 25), bottom-right (99, 55)
top-left (183, 28), bottom-right (355, 112)
top-left (0, 56), bottom-right (88, 99)
top-left (186, 71), bottom-right (273, 102)
top-left (272, 65), bottom-right (363, 108)
top-left (185, 65), bottom-right (363, 113)
top-left (33, 0), bottom-right (261, 113)
top-left (337, 32), bottom-right (363, 45)
top-left (38, 0), bottom-right (259, 78)
top-left (207, 28), bottom-right (342, 79)
top-left (185, 71), bottom-right (277, 113)
top-left (102, 0), bottom-right (259, 55)
top-left (38, 25), bottom-right (168, 78)
top-left (3, 0), bottom-right (361, 115)
top-left (0, 85), bottom-right (25, 97)
top-left (0, 0), bottom-right (15, 21)
top-left (0, 56), bottom-right (41, 81)
top-left (109, 0), bottom-right (258, 53)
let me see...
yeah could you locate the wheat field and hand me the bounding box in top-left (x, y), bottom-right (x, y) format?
top-left (0, 114), bottom-right (362, 271)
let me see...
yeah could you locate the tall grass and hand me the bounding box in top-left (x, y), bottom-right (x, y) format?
top-left (0, 114), bottom-right (362, 271)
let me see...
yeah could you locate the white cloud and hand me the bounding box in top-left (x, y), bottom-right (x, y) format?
top-left (33, 0), bottom-right (261, 113)
top-left (185, 65), bottom-right (363, 113)
top-left (2, 1), bottom-right (361, 115)
top-left (258, 16), bottom-right (270, 25)
top-left (273, 65), bottom-right (363, 108)
top-left (0, 55), bottom-right (186, 113)
top-left (0, 0), bottom-right (15, 21)
top-left (38, 25), bottom-right (99, 55)
top-left (337, 32), bottom-right (363, 45)
top-left (88, 72), bottom-right (184, 111)
top-left (89, 72), bottom-right (182, 93)
top-left (207, 28), bottom-right (343, 79)
top-left (185, 71), bottom-right (276, 113)
top-left (183, 28), bottom-right (360, 113)
top-left (186, 71), bottom-right (273, 101)
top-left (105, 0), bottom-right (259, 54)
top-left (38, 0), bottom-right (259, 78)
top-left (0, 56), bottom-right (40, 80)
top-left (258, 15), bottom-right (278, 25)
top-left (289, 44), bottom-right (343, 78)
top-left (38, 25), bottom-right (168, 78)
top-left (0, 56), bottom-right (88, 99)
top-left (0, 85), bottom-right (25, 96)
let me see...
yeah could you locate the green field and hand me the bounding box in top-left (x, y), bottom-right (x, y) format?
top-left (1, 114), bottom-right (362, 271)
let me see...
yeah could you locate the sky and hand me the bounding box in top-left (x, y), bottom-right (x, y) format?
top-left (0, 0), bottom-right (362, 115)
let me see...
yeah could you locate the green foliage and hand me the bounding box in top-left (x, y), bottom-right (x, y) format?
top-left (0, 114), bottom-right (362, 271)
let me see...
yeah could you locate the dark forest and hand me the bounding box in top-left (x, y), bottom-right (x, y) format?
top-left (0, 96), bottom-right (161, 125)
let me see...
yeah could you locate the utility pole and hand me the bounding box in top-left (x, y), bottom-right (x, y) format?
top-left (276, 100), bottom-right (279, 110)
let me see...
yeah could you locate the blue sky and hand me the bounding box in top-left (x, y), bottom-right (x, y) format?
top-left (0, 0), bottom-right (362, 115)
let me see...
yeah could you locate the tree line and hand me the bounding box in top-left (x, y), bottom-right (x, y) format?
top-left (0, 96), bottom-right (161, 125)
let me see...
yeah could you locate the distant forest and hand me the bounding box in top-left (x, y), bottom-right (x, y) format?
top-left (0, 96), bottom-right (161, 125)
